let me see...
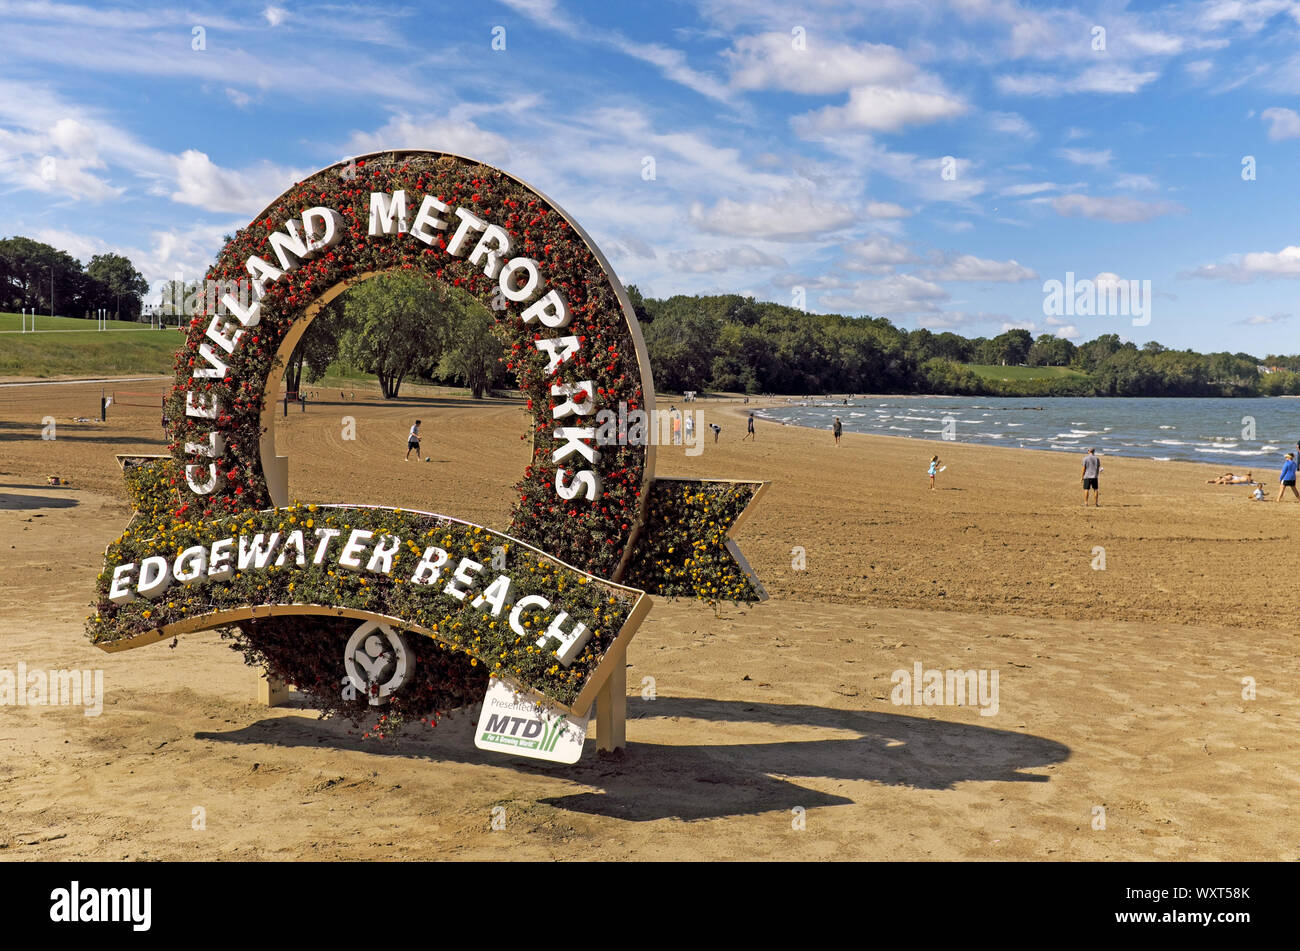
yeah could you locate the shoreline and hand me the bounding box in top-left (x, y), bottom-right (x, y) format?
top-left (725, 395), bottom-right (1295, 470)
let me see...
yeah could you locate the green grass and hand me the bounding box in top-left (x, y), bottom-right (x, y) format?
top-left (963, 364), bottom-right (1090, 381)
top-left (0, 312), bottom-right (149, 333)
top-left (0, 311), bottom-right (181, 377)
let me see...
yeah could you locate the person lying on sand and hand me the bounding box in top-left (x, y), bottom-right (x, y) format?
top-left (1207, 471), bottom-right (1258, 485)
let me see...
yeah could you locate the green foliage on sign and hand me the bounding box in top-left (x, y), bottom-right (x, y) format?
top-left (91, 473), bottom-right (637, 708)
top-left (622, 479), bottom-right (763, 605)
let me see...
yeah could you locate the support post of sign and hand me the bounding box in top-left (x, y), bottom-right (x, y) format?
top-left (257, 669), bottom-right (292, 707)
top-left (593, 647), bottom-right (627, 752)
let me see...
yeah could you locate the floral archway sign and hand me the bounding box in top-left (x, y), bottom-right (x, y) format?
top-left (89, 150), bottom-right (767, 762)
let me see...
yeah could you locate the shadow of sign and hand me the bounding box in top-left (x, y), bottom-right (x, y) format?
top-left (195, 694), bottom-right (1069, 822)
top-left (0, 492), bottom-right (80, 511)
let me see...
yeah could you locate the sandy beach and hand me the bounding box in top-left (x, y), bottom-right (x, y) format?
top-left (1, 381), bottom-right (1296, 860)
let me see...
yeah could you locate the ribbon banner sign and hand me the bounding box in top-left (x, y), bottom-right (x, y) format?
top-left (89, 150), bottom-right (767, 761)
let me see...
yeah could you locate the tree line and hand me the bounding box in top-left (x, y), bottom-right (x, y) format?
top-left (0, 236), bottom-right (149, 319)
top-left (6, 232), bottom-right (1296, 398)
top-left (630, 289), bottom-right (1300, 398)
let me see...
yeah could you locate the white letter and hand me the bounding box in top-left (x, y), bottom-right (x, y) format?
top-left (551, 380), bottom-right (595, 418)
top-left (410, 546), bottom-right (449, 584)
top-left (509, 594), bottom-right (551, 637)
top-left (173, 545), bottom-right (208, 584)
top-left (410, 194), bottom-right (451, 244)
top-left (109, 564), bottom-right (136, 604)
top-left (137, 556), bottom-right (172, 600)
top-left (499, 257), bottom-right (541, 302)
top-left (469, 224), bottom-right (512, 279)
top-left (245, 255), bottom-right (284, 300)
top-left (337, 529), bottom-right (373, 569)
top-left (208, 537), bottom-right (234, 580)
top-left (185, 463), bottom-right (218, 494)
top-left (302, 206), bottom-right (344, 252)
top-left (535, 335), bottom-right (580, 373)
top-left (365, 534), bottom-right (401, 573)
top-left (268, 219), bottom-right (311, 271)
top-left (368, 190), bottom-right (408, 235)
top-left (552, 427), bottom-right (600, 465)
top-left (535, 611), bottom-right (592, 666)
top-left (185, 391), bottom-right (219, 419)
top-left (556, 468), bottom-right (600, 501)
top-left (522, 289), bottom-right (571, 328)
top-left (443, 557), bottom-right (483, 600)
top-left (446, 207), bottom-right (487, 256)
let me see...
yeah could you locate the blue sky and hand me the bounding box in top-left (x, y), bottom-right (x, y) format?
top-left (2, 0), bottom-right (1299, 353)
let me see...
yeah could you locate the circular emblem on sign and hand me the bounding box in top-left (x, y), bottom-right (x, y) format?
top-left (343, 621), bottom-right (413, 706)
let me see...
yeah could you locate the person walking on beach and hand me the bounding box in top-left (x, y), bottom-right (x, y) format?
top-left (832, 416), bottom-right (842, 445)
top-left (928, 454), bottom-right (940, 490)
top-left (1081, 447), bottom-right (1101, 507)
top-left (1277, 452), bottom-right (1299, 502)
top-left (405, 419), bottom-right (423, 461)
top-left (743, 412), bottom-right (755, 441)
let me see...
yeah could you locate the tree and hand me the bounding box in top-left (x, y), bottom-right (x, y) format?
top-left (336, 272), bottom-right (448, 398)
top-left (284, 310), bottom-right (346, 395)
top-left (86, 253), bottom-right (149, 320)
top-left (436, 289), bottom-right (506, 398)
top-left (0, 236), bottom-right (86, 316)
top-left (991, 328), bottom-right (1032, 365)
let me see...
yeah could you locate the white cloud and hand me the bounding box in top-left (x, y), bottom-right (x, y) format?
top-left (840, 234), bottom-right (915, 273)
top-left (263, 6), bottom-right (288, 27)
top-left (665, 244), bottom-right (788, 272)
top-left (1197, 0), bottom-right (1297, 33)
top-left (865, 201), bottom-right (911, 218)
top-left (725, 32), bottom-right (915, 93)
top-left (1000, 181), bottom-right (1065, 196)
top-left (342, 113), bottom-right (513, 166)
top-left (1262, 106), bottom-right (1300, 141)
top-left (497, 0), bottom-right (732, 103)
top-left (689, 189), bottom-right (859, 241)
top-left (923, 254), bottom-right (1037, 282)
top-left (1188, 245), bottom-right (1300, 281)
top-left (819, 274), bottom-right (949, 316)
top-left (1114, 173), bottom-right (1159, 190)
top-left (1057, 147), bottom-right (1112, 167)
top-left (1051, 193), bottom-right (1184, 222)
top-left (170, 150), bottom-right (307, 216)
top-left (1239, 312), bottom-right (1290, 324)
top-left (997, 65), bottom-right (1159, 96)
top-left (986, 111), bottom-right (1036, 139)
top-left (794, 84), bottom-right (966, 134)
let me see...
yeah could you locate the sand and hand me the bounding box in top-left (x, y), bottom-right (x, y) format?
top-left (1, 380), bottom-right (1296, 860)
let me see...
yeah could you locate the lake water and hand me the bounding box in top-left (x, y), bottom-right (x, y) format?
top-left (755, 397), bottom-right (1300, 468)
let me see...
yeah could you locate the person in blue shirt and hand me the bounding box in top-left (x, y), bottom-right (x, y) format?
top-left (1277, 452), bottom-right (1299, 502)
